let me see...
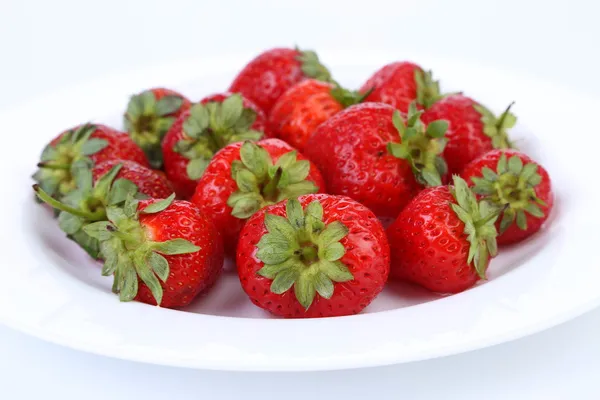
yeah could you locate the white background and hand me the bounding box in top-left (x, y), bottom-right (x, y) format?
top-left (1, 0), bottom-right (599, 398)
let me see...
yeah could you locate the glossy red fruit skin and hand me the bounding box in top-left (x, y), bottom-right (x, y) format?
top-left (422, 94), bottom-right (491, 175)
top-left (268, 79), bottom-right (343, 151)
top-left (461, 149), bottom-right (554, 246)
top-left (304, 102), bottom-right (422, 219)
top-left (237, 194), bottom-right (390, 318)
top-left (201, 92), bottom-right (272, 137)
top-left (162, 94), bottom-right (270, 199)
top-left (92, 159), bottom-right (174, 199)
top-left (229, 48), bottom-right (304, 114)
top-left (51, 124), bottom-right (150, 168)
top-left (359, 62), bottom-right (423, 113)
top-left (135, 200), bottom-right (224, 308)
top-left (191, 138), bottom-right (326, 254)
top-left (387, 186), bottom-right (484, 293)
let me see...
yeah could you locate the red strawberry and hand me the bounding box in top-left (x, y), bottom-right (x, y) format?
top-left (162, 93), bottom-right (266, 199)
top-left (237, 194), bottom-right (390, 318)
top-left (83, 194), bottom-right (224, 308)
top-left (269, 79), bottom-right (370, 151)
top-left (34, 159), bottom-right (174, 258)
top-left (359, 62), bottom-right (442, 113)
top-left (421, 94), bottom-right (516, 175)
top-left (191, 139), bottom-right (326, 253)
top-left (304, 102), bottom-right (449, 220)
top-left (124, 88), bottom-right (191, 168)
top-left (201, 92), bottom-right (271, 137)
top-left (229, 48), bottom-right (332, 114)
top-left (387, 176), bottom-right (499, 293)
top-left (461, 149), bottom-right (553, 245)
top-left (33, 123), bottom-right (149, 199)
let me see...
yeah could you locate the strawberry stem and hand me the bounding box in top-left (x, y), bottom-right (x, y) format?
top-left (262, 167), bottom-right (283, 201)
top-left (33, 184), bottom-right (105, 220)
top-left (37, 162), bottom-right (71, 170)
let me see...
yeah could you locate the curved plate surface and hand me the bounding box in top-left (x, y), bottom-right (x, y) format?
top-left (0, 50), bottom-right (598, 371)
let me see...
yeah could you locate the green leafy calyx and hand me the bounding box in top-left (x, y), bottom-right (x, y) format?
top-left (83, 194), bottom-right (200, 305)
top-left (471, 153), bottom-right (546, 233)
top-left (124, 90), bottom-right (185, 168)
top-left (33, 124), bottom-right (108, 198)
top-left (296, 49), bottom-right (332, 83)
top-left (450, 175), bottom-right (500, 278)
top-left (227, 141), bottom-right (319, 219)
top-left (33, 161), bottom-right (145, 258)
top-left (387, 101), bottom-right (449, 187)
top-left (173, 94), bottom-right (263, 180)
top-left (474, 102), bottom-right (517, 149)
top-left (256, 199), bottom-right (353, 310)
top-left (414, 69), bottom-right (443, 109)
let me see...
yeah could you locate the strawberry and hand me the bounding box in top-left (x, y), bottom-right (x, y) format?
top-left (191, 139), bottom-right (325, 253)
top-left (34, 159), bottom-right (173, 258)
top-left (33, 123), bottom-right (149, 199)
top-left (421, 94), bottom-right (516, 175)
top-left (387, 176), bottom-right (500, 293)
top-left (229, 48), bottom-right (332, 114)
top-left (83, 194), bottom-right (224, 308)
top-left (268, 79), bottom-right (370, 151)
top-left (201, 92), bottom-right (271, 137)
top-left (359, 62), bottom-right (442, 113)
top-left (124, 88), bottom-right (191, 168)
top-left (162, 93), bottom-right (266, 199)
top-left (304, 102), bottom-right (449, 220)
top-left (461, 149), bottom-right (553, 245)
top-left (236, 194), bottom-right (390, 318)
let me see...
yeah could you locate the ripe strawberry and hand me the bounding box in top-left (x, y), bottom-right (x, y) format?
top-left (229, 48), bottom-right (332, 114)
top-left (162, 93), bottom-right (266, 199)
top-left (237, 194), bottom-right (390, 318)
top-left (201, 92), bottom-right (271, 137)
top-left (33, 123), bottom-right (149, 199)
top-left (83, 194), bottom-right (224, 308)
top-left (34, 159), bottom-right (173, 258)
top-left (304, 102), bottom-right (449, 220)
top-left (269, 79), bottom-right (370, 151)
top-left (387, 176), bottom-right (500, 293)
top-left (191, 139), bottom-right (325, 253)
top-left (124, 88), bottom-right (191, 168)
top-left (461, 149), bottom-right (553, 245)
top-left (359, 62), bottom-right (442, 113)
top-left (421, 94), bottom-right (516, 175)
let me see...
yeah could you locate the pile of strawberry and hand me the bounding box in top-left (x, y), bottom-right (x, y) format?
top-left (32, 47), bottom-right (554, 318)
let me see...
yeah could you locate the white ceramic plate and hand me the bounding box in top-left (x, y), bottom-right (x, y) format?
top-left (0, 50), bottom-right (599, 371)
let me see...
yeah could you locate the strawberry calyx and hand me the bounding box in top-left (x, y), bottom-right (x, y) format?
top-left (256, 198), bottom-right (353, 310)
top-left (33, 124), bottom-right (108, 198)
top-left (330, 85), bottom-right (373, 108)
top-left (83, 194), bottom-right (200, 305)
top-left (471, 153), bottom-right (546, 233)
top-left (387, 102), bottom-right (449, 187)
top-left (124, 90), bottom-right (185, 168)
top-left (449, 175), bottom-right (500, 278)
top-left (173, 94), bottom-right (263, 181)
top-left (227, 141), bottom-right (319, 219)
top-left (296, 49), bottom-right (332, 82)
top-left (33, 161), bottom-right (146, 258)
top-left (414, 69), bottom-right (443, 109)
top-left (473, 102), bottom-right (517, 149)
